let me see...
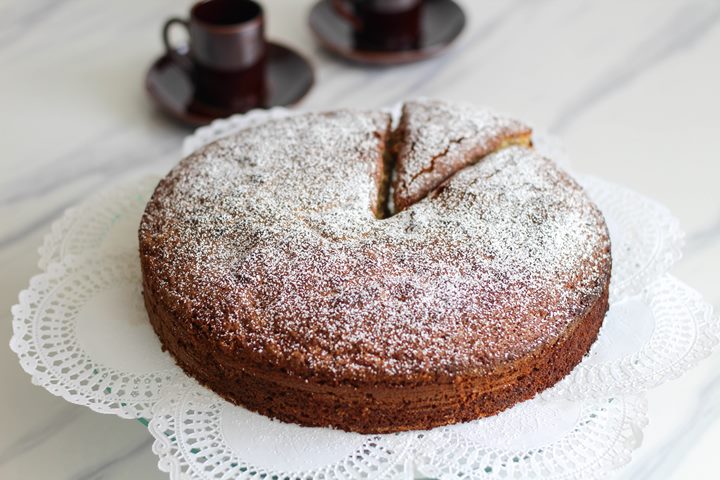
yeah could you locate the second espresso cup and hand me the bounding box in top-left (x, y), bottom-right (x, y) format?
top-left (331, 0), bottom-right (422, 51)
top-left (163, 0), bottom-right (267, 110)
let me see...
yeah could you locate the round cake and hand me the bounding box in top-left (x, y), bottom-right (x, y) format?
top-left (139, 99), bottom-right (611, 433)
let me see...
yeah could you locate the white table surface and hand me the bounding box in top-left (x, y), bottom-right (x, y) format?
top-left (1, 0), bottom-right (719, 478)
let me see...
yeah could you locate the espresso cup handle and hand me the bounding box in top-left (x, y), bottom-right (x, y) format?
top-left (162, 17), bottom-right (193, 69)
top-left (331, 0), bottom-right (363, 30)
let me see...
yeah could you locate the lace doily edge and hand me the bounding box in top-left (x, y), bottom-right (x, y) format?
top-left (542, 275), bottom-right (718, 401)
top-left (8, 256), bottom-right (174, 420)
top-left (414, 395), bottom-right (649, 480)
top-left (147, 382), bottom-right (650, 480)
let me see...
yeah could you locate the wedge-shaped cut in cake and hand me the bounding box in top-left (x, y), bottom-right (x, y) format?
top-left (392, 99), bottom-right (532, 212)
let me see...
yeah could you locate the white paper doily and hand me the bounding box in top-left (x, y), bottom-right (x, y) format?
top-left (37, 176), bottom-right (159, 270)
top-left (10, 252), bottom-right (179, 419)
top-left (545, 274), bottom-right (718, 400)
top-left (149, 380), bottom-right (647, 480)
top-left (10, 106), bottom-right (716, 480)
top-left (577, 175), bottom-right (684, 300)
top-left (150, 381), bottom-right (417, 480)
top-left (412, 395), bottom-right (647, 480)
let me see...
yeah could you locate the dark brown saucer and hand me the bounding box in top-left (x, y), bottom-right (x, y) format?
top-left (146, 42), bottom-right (314, 126)
top-left (309, 0), bottom-right (465, 65)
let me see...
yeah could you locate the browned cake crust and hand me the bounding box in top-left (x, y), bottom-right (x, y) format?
top-left (139, 101), bottom-right (612, 433)
top-left (144, 279), bottom-right (608, 432)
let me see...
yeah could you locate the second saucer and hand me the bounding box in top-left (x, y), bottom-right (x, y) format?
top-left (309, 0), bottom-right (466, 65)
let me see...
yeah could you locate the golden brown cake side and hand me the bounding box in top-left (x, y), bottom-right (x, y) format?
top-left (139, 102), bottom-right (611, 433)
top-left (143, 274), bottom-right (608, 433)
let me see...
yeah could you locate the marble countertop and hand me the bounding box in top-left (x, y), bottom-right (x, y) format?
top-left (1, 0), bottom-right (719, 478)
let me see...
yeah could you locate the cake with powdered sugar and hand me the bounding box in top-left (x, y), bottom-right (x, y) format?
top-left (139, 99), bottom-right (611, 433)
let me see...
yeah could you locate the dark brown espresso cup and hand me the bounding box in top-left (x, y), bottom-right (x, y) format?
top-left (163, 0), bottom-right (266, 111)
top-left (331, 0), bottom-right (422, 51)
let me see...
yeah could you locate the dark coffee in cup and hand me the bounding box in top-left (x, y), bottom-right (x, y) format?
top-left (163, 0), bottom-right (266, 111)
top-left (332, 0), bottom-right (422, 51)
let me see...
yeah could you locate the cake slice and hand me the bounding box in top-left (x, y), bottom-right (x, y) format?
top-left (392, 99), bottom-right (532, 212)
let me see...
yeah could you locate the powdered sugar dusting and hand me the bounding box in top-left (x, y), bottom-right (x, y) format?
top-left (139, 104), bottom-right (611, 383)
top-left (393, 99), bottom-right (532, 211)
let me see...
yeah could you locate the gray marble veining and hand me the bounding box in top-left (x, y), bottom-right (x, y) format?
top-left (0, 407), bottom-right (84, 466)
top-left (551, 0), bottom-right (720, 132)
top-left (70, 438), bottom-right (154, 480)
top-left (686, 215), bottom-right (720, 253)
top-left (1, 1), bottom-right (718, 479)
